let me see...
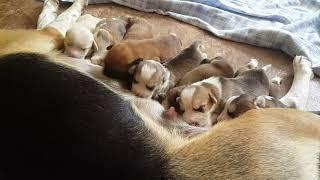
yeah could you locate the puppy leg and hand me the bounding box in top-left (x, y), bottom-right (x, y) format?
top-left (269, 76), bottom-right (283, 99)
top-left (37, 0), bottom-right (59, 29)
top-left (280, 56), bottom-right (313, 110)
top-left (47, 0), bottom-right (88, 36)
top-left (235, 59), bottom-right (258, 76)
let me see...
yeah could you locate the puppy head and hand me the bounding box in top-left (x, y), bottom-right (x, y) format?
top-left (91, 29), bottom-right (115, 65)
top-left (176, 83), bottom-right (218, 127)
top-left (128, 59), bottom-right (170, 99)
top-left (217, 94), bottom-right (269, 121)
top-left (64, 26), bottom-right (94, 59)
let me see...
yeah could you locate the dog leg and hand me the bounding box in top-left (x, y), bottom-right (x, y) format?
top-left (47, 0), bottom-right (88, 36)
top-left (37, 0), bottom-right (59, 29)
top-left (280, 56), bottom-right (313, 110)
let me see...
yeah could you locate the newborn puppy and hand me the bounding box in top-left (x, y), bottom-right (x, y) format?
top-left (162, 57), bottom-right (234, 110)
top-left (91, 17), bottom-right (128, 65)
top-left (175, 66), bottom-right (270, 127)
top-left (64, 14), bottom-right (101, 59)
top-left (103, 33), bottom-right (182, 79)
top-left (123, 17), bottom-right (153, 40)
top-left (176, 56), bottom-right (234, 86)
top-left (128, 41), bottom-right (206, 99)
top-left (217, 94), bottom-right (288, 121)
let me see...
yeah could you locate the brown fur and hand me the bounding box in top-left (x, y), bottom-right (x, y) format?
top-left (1, 27), bottom-right (319, 179)
top-left (165, 41), bottom-right (206, 86)
top-left (123, 17), bottom-right (153, 40)
top-left (103, 34), bottom-right (182, 79)
top-left (177, 56), bottom-right (234, 86)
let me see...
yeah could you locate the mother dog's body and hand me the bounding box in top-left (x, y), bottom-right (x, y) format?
top-left (0, 53), bottom-right (319, 179)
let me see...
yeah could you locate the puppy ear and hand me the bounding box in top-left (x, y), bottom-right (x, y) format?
top-left (200, 58), bottom-right (211, 64)
top-left (254, 96), bottom-right (266, 108)
top-left (128, 58), bottom-right (143, 75)
top-left (93, 38), bottom-right (99, 52)
top-left (202, 82), bottom-right (218, 104)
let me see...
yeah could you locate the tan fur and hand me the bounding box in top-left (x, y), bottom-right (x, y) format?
top-left (177, 57), bottom-right (234, 86)
top-left (123, 17), bottom-right (153, 40)
top-left (103, 34), bottom-right (182, 79)
top-left (0, 27), bottom-right (63, 56)
top-left (1, 14), bottom-right (319, 179)
top-left (129, 41), bottom-right (205, 99)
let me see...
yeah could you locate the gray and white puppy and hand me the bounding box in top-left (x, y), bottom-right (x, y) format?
top-left (162, 57), bottom-right (234, 110)
top-left (91, 17), bottom-right (128, 65)
top-left (175, 64), bottom-right (271, 127)
top-left (128, 41), bottom-right (207, 99)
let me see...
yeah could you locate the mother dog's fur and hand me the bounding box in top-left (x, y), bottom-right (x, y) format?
top-left (0, 53), bottom-right (319, 179)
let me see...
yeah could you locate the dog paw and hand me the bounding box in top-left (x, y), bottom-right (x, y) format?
top-left (271, 76), bottom-right (282, 85)
top-left (293, 56), bottom-right (313, 76)
top-left (247, 59), bottom-right (258, 69)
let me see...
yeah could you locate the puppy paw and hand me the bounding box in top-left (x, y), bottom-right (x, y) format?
top-left (293, 56), bottom-right (313, 76)
top-left (262, 64), bottom-right (272, 72)
top-left (247, 59), bottom-right (259, 69)
top-left (271, 76), bottom-right (282, 85)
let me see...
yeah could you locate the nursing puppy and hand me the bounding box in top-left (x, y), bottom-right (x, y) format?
top-left (217, 94), bottom-right (288, 121)
top-left (91, 17), bottom-right (128, 65)
top-left (103, 33), bottom-right (182, 79)
top-left (128, 41), bottom-right (206, 99)
top-left (162, 57), bottom-right (234, 110)
top-left (123, 17), bottom-right (153, 40)
top-left (176, 67), bottom-right (270, 127)
top-left (64, 14), bottom-right (101, 59)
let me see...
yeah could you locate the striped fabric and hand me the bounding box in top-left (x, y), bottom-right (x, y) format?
top-left (61, 0), bottom-right (320, 75)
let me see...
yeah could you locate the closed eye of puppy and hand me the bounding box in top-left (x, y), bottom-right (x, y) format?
top-left (128, 41), bottom-right (206, 99)
top-left (175, 67), bottom-right (270, 127)
top-left (91, 17), bottom-right (128, 65)
top-left (217, 94), bottom-right (288, 121)
top-left (64, 14), bottom-right (101, 59)
top-left (103, 33), bottom-right (182, 79)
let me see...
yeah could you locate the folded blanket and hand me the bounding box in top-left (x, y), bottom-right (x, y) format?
top-left (61, 0), bottom-right (320, 75)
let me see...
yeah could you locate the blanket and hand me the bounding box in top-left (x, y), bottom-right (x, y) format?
top-left (62, 0), bottom-right (320, 76)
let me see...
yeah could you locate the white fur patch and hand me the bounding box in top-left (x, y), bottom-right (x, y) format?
top-left (141, 64), bottom-right (157, 81)
top-left (181, 87), bottom-right (196, 101)
top-left (195, 77), bottom-right (222, 98)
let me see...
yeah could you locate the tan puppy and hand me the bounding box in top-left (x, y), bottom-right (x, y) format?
top-left (91, 17), bottom-right (128, 65)
top-left (128, 41), bottom-right (206, 99)
top-left (176, 66), bottom-right (270, 127)
top-left (103, 33), bottom-right (182, 79)
top-left (123, 17), bottom-right (153, 40)
top-left (217, 94), bottom-right (288, 121)
top-left (64, 14), bottom-right (102, 59)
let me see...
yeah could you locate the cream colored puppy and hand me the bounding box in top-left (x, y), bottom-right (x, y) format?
top-left (64, 14), bottom-right (101, 59)
top-left (91, 17), bottom-right (128, 65)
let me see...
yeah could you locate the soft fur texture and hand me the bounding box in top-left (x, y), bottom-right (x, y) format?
top-left (0, 53), bottom-right (319, 179)
top-left (103, 34), bottom-right (182, 79)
